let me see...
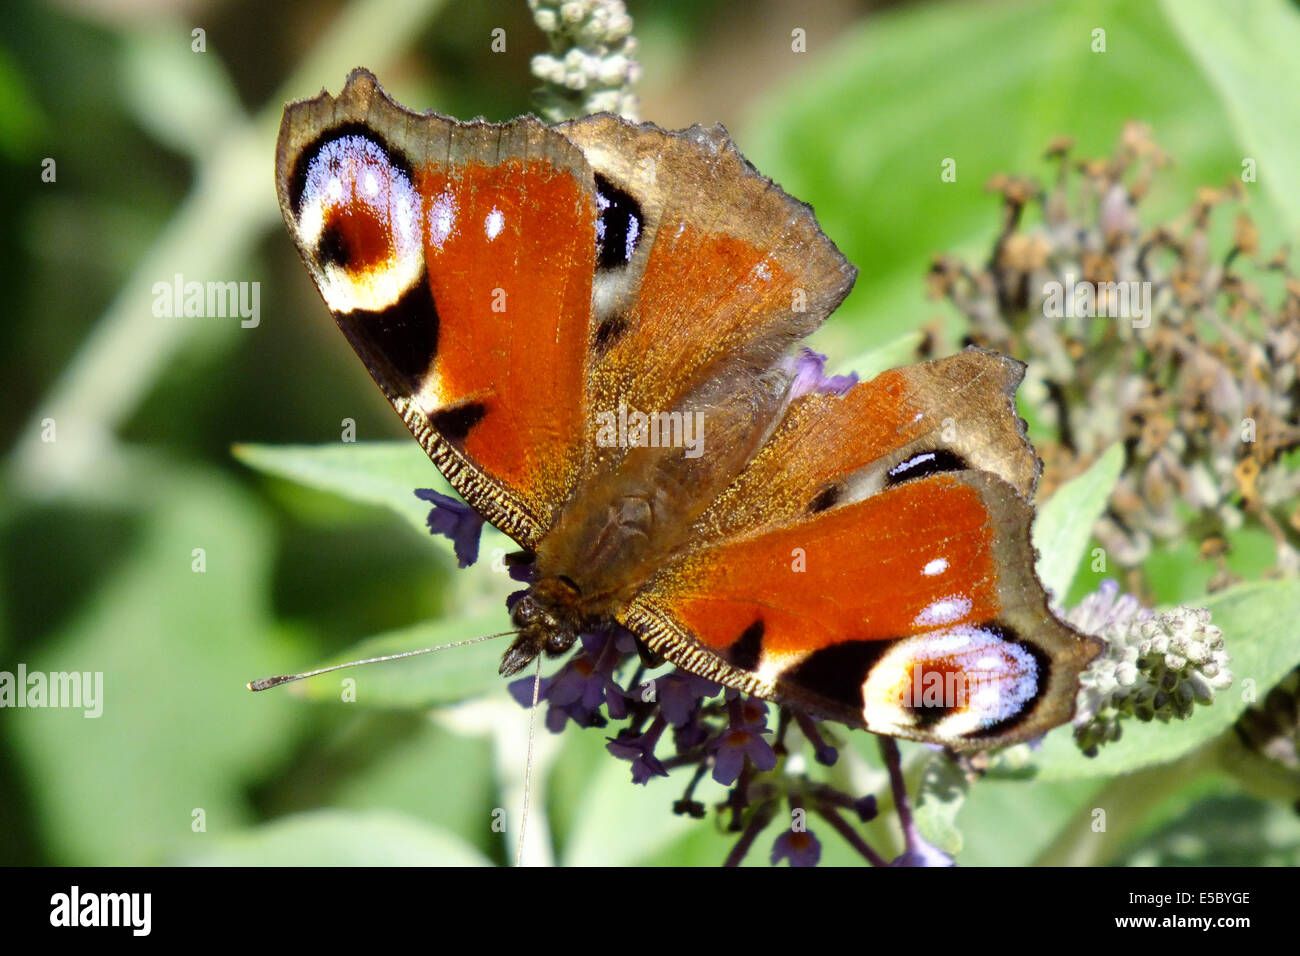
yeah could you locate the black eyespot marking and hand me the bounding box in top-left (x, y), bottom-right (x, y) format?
top-left (592, 312), bottom-right (630, 353)
top-left (786, 641), bottom-right (890, 711)
top-left (727, 619), bottom-right (765, 672)
top-left (429, 401), bottom-right (487, 445)
top-left (885, 448), bottom-right (967, 486)
top-left (961, 624), bottom-right (1051, 740)
top-left (335, 271), bottom-right (438, 382)
top-left (594, 173), bottom-right (643, 271)
top-left (317, 221), bottom-right (351, 269)
top-left (808, 484), bottom-right (842, 514)
top-left (903, 695), bottom-right (958, 728)
top-left (287, 121), bottom-right (414, 218)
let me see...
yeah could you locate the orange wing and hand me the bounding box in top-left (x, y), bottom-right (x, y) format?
top-left (621, 350), bottom-right (1100, 749)
top-left (275, 70), bottom-right (597, 546)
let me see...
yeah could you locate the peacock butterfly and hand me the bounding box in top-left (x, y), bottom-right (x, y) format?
top-left (270, 69), bottom-right (1100, 750)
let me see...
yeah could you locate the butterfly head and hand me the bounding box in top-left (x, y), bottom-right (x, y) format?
top-left (500, 576), bottom-right (586, 676)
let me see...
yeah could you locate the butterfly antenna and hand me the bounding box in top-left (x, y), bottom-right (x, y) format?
top-left (246, 631), bottom-right (518, 691)
top-left (515, 654), bottom-right (543, 867)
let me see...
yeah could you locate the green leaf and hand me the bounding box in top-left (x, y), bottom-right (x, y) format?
top-left (1032, 444), bottom-right (1123, 603)
top-left (1116, 792), bottom-right (1300, 867)
top-left (559, 732), bottom-right (701, 866)
top-left (236, 442), bottom-right (529, 710)
top-left (234, 441), bottom-right (450, 538)
top-left (6, 464), bottom-right (302, 864)
top-left (183, 809), bottom-right (492, 866)
top-left (327, 719), bottom-right (498, 857)
top-left (958, 776), bottom-right (1107, 866)
top-left (1030, 578), bottom-right (1300, 779)
top-left (834, 330), bottom-right (925, 379)
top-left (913, 751), bottom-right (969, 855)
top-left (234, 440), bottom-right (517, 570)
top-left (1160, 0), bottom-right (1300, 232)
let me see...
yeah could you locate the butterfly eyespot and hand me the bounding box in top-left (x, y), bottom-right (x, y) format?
top-left (861, 625), bottom-right (1047, 740)
top-left (885, 448), bottom-right (967, 486)
top-left (292, 128), bottom-right (423, 314)
top-left (316, 222), bottom-right (352, 269)
top-left (593, 173), bottom-right (643, 270)
top-left (427, 190), bottom-right (458, 250)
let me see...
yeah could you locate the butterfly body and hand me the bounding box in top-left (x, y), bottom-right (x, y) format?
top-left (508, 354), bottom-right (792, 672)
top-left (276, 70), bottom-right (1100, 750)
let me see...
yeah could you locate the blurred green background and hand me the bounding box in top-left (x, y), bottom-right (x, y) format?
top-left (3, 0), bottom-right (1299, 866)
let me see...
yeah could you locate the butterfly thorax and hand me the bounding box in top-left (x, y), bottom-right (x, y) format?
top-left (499, 367), bottom-right (791, 676)
top-left (500, 479), bottom-right (699, 675)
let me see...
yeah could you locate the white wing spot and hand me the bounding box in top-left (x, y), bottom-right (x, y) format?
top-left (485, 207), bottom-right (505, 241)
top-left (913, 595), bottom-right (971, 628)
top-left (922, 558), bottom-right (948, 576)
top-left (624, 215), bottom-right (640, 262)
top-left (429, 192), bottom-right (457, 250)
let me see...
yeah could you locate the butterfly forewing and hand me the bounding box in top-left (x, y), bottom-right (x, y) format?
top-left (276, 69), bottom-right (599, 546)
